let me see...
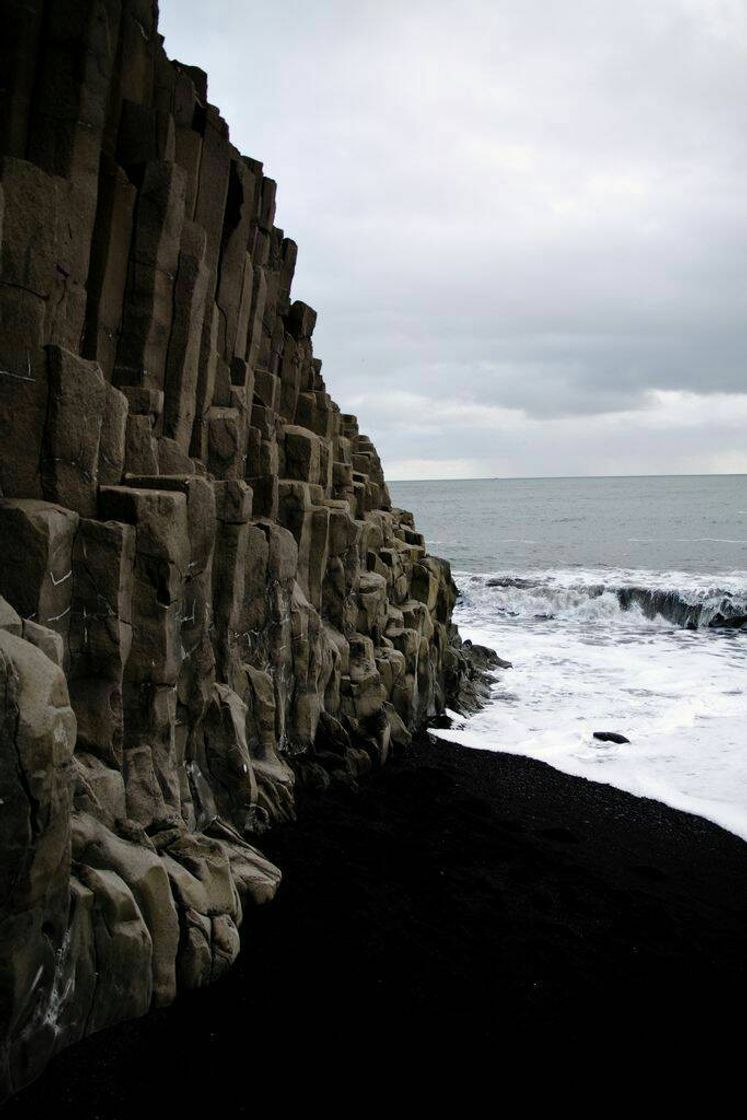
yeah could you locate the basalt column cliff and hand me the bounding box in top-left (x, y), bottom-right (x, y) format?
top-left (0, 0), bottom-right (479, 1097)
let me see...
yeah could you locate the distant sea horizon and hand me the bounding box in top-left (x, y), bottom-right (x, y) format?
top-left (389, 471), bottom-right (746, 483)
top-left (388, 473), bottom-right (747, 842)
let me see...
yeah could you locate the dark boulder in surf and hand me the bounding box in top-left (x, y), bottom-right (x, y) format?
top-left (593, 731), bottom-right (630, 744)
top-left (462, 640), bottom-right (512, 671)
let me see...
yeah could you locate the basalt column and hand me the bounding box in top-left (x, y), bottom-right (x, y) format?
top-left (0, 0), bottom-right (477, 1097)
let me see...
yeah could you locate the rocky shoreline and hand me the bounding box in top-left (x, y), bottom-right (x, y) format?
top-left (6, 733), bottom-right (747, 1111)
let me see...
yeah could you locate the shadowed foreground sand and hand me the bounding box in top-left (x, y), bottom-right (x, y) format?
top-left (7, 734), bottom-right (747, 1111)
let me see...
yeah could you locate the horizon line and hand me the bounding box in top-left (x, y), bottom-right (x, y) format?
top-left (388, 472), bottom-right (747, 483)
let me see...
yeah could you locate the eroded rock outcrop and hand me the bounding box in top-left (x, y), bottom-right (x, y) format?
top-left (0, 0), bottom-right (475, 1097)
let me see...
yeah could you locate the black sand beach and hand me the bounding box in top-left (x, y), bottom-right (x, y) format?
top-left (7, 735), bottom-right (747, 1112)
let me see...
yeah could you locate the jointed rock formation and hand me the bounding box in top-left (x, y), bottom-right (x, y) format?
top-left (0, 0), bottom-right (476, 1097)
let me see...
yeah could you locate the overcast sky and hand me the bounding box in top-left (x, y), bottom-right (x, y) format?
top-left (160, 0), bottom-right (747, 479)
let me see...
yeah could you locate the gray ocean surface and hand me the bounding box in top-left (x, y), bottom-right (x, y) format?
top-left (388, 475), bottom-right (747, 840)
top-left (388, 474), bottom-right (747, 576)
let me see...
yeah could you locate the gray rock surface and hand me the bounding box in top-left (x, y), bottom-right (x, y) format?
top-left (0, 0), bottom-right (479, 1099)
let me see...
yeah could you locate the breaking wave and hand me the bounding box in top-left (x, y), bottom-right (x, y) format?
top-left (464, 573), bottom-right (747, 630)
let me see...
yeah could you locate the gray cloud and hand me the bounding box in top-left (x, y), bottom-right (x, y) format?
top-left (160, 0), bottom-right (747, 477)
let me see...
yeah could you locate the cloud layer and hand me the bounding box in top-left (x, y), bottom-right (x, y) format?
top-left (160, 0), bottom-right (747, 477)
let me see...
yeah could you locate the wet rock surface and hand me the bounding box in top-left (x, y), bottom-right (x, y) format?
top-left (0, 0), bottom-right (479, 1096)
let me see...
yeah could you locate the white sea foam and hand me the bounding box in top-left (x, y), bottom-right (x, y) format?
top-left (437, 567), bottom-right (747, 842)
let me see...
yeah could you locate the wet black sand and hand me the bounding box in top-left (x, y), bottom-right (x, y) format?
top-left (6, 734), bottom-right (747, 1112)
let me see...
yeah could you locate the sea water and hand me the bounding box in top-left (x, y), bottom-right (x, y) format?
top-left (388, 476), bottom-right (747, 841)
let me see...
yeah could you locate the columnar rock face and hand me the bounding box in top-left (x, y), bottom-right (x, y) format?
top-left (0, 0), bottom-right (475, 1098)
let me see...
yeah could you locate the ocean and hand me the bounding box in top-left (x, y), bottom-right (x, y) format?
top-left (388, 475), bottom-right (747, 841)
